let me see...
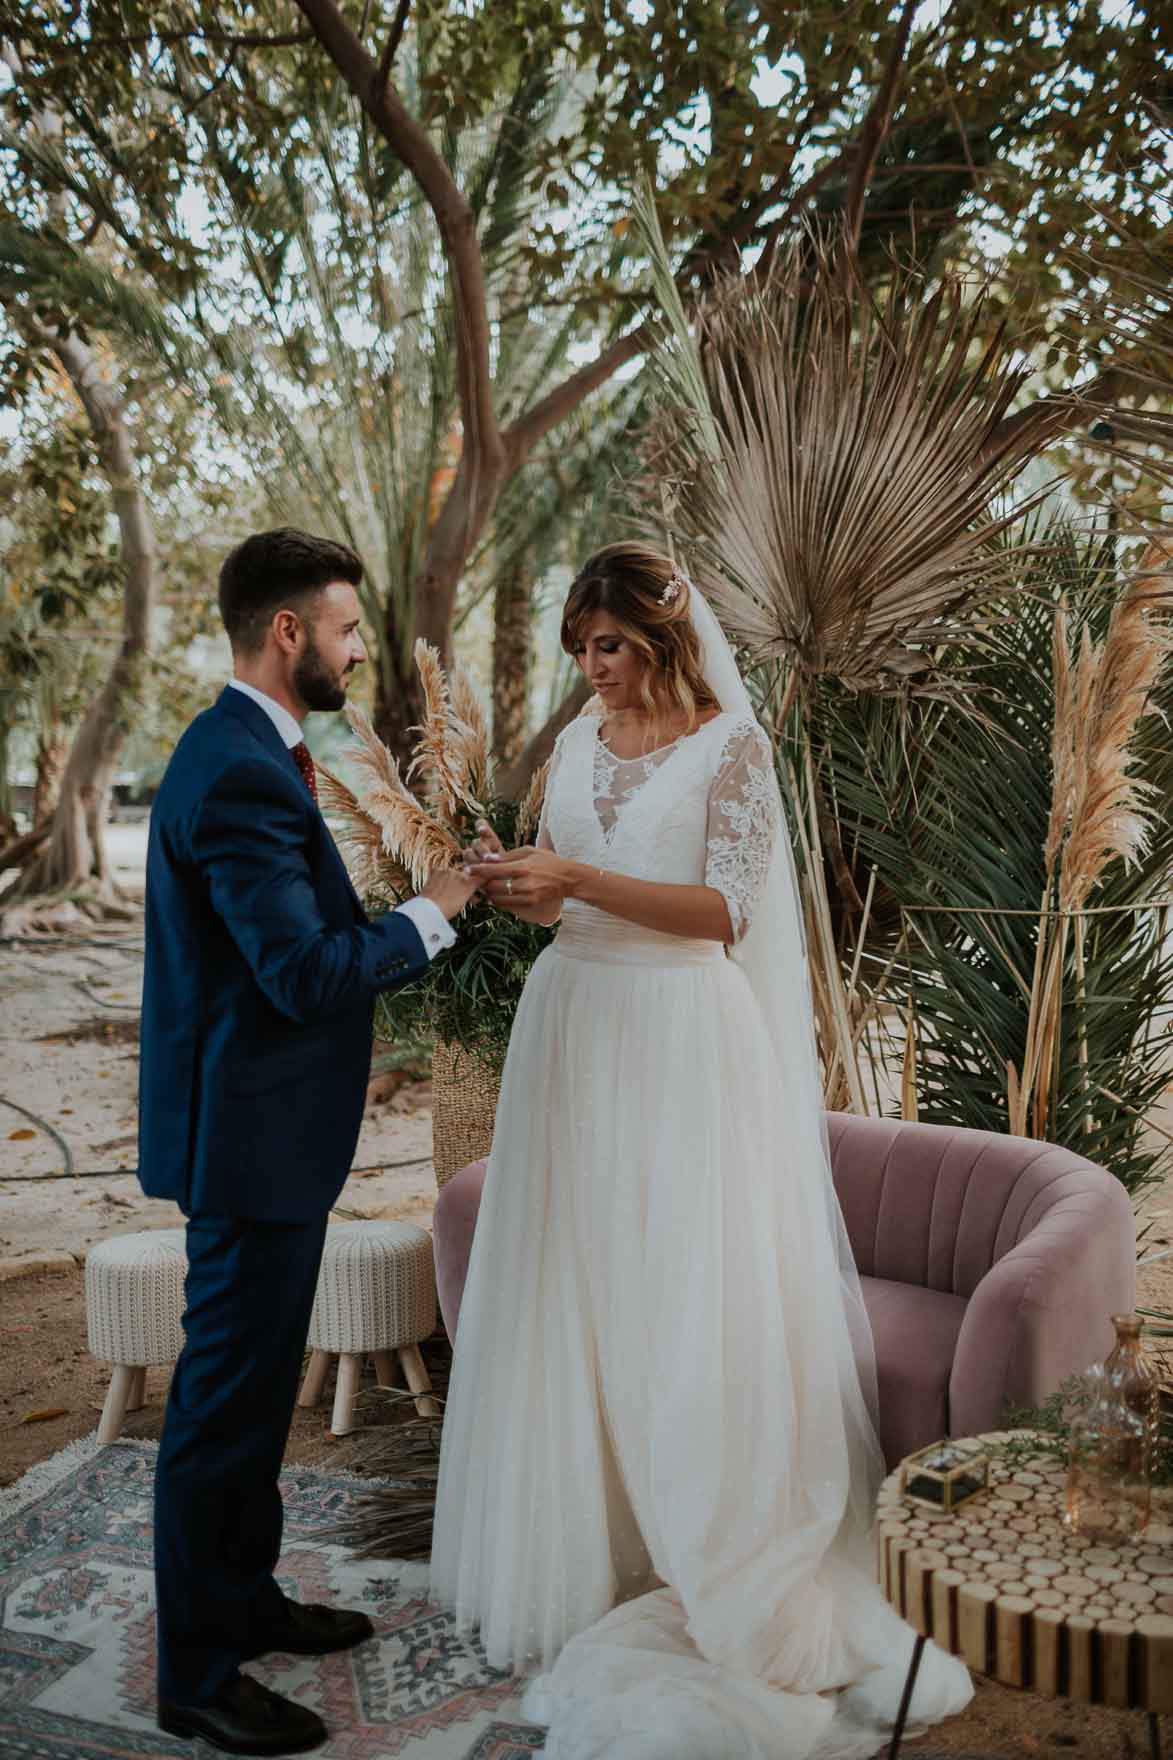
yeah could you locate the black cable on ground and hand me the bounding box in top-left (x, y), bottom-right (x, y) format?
top-left (74, 979), bottom-right (142, 1011)
top-left (0, 1154), bottom-right (432, 1184)
top-left (0, 1096), bottom-right (74, 1178)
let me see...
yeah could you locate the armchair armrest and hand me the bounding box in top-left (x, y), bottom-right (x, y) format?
top-left (949, 1178), bottom-right (1135, 1439)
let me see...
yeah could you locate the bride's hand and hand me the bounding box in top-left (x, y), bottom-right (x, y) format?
top-left (467, 846), bottom-right (573, 919)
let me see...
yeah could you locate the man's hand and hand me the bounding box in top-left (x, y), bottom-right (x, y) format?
top-left (420, 866), bottom-right (481, 922)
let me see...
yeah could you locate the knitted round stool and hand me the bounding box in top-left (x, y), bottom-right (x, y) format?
top-left (298, 1220), bottom-right (439, 1435)
top-left (85, 1228), bottom-right (187, 1443)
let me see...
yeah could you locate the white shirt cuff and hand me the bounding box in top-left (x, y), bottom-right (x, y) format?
top-left (394, 895), bottom-right (457, 961)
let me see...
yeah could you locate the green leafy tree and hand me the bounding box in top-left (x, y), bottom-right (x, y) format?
top-left (0, 407), bottom-right (123, 836)
top-left (4, 0), bottom-right (1168, 794)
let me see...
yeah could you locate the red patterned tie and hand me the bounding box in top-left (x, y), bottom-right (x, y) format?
top-left (291, 740), bottom-right (318, 803)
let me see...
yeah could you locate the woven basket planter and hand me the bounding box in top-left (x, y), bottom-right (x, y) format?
top-left (431, 1039), bottom-right (501, 1187)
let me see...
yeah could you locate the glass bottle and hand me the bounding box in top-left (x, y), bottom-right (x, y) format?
top-left (1104, 1312), bottom-right (1161, 1475)
top-left (1064, 1362), bottom-right (1151, 1543)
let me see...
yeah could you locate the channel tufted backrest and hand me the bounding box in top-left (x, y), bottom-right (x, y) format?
top-left (826, 1112), bottom-right (1127, 1300)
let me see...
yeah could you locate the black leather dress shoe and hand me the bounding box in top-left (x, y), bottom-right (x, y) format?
top-left (158, 1673), bottom-right (327, 1755)
top-left (256, 1599), bottom-right (375, 1657)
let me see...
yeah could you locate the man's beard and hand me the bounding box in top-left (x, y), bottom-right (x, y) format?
top-left (294, 638), bottom-right (351, 712)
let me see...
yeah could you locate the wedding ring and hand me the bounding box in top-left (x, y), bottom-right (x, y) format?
top-left (506, 877), bottom-right (514, 896)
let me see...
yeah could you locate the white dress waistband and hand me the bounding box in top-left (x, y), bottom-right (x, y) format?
top-left (553, 904), bottom-right (726, 969)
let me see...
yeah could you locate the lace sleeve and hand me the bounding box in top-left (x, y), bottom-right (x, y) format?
top-left (705, 719), bottom-right (779, 944)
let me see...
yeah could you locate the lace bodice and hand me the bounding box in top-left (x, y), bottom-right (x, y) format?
top-left (538, 706), bottom-right (778, 943)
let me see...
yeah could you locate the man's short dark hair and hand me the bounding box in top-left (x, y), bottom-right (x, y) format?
top-left (218, 527), bottom-right (363, 654)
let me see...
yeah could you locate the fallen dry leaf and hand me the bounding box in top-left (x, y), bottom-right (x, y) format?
top-left (20, 1407), bottom-right (68, 1425)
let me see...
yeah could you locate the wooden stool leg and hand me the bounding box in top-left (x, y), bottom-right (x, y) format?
top-left (330, 1353), bottom-right (363, 1435)
top-left (127, 1366), bottom-right (147, 1412)
top-left (1147, 1713), bottom-right (1163, 1760)
top-left (98, 1365), bottom-right (137, 1444)
top-left (397, 1343), bottom-right (441, 1419)
top-left (298, 1348), bottom-right (330, 1409)
top-left (372, 1350), bottom-right (395, 1388)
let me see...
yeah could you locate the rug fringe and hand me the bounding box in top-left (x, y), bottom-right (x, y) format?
top-left (0, 1433), bottom-right (136, 1521)
top-left (0, 1431), bottom-right (419, 1529)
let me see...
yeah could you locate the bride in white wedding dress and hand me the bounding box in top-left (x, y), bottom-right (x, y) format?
top-left (431, 542), bottom-right (972, 1759)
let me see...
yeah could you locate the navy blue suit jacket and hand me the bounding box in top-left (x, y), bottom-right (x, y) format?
top-left (138, 686), bottom-right (430, 1221)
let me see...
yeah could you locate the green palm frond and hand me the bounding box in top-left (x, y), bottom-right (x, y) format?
top-left (631, 177), bottom-right (721, 465)
top-left (812, 522), bottom-right (1173, 1195)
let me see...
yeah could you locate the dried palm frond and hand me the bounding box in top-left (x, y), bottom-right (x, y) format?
top-left (328, 1416), bottom-right (445, 1559)
top-left (1059, 541), bottom-right (1173, 910)
top-left (343, 703), bottom-right (461, 888)
top-left (515, 757), bottom-right (550, 845)
top-left (406, 640), bottom-right (490, 823)
top-left (447, 665), bottom-right (493, 808)
top-left (1044, 604), bottom-right (1076, 878)
top-left (407, 640), bottom-right (462, 819)
top-left (316, 763), bottom-right (411, 897)
top-left (639, 219), bottom-right (1053, 697)
top-left (1011, 539), bottom-right (1173, 1138)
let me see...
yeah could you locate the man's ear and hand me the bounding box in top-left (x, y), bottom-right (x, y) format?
top-left (271, 608), bottom-right (303, 656)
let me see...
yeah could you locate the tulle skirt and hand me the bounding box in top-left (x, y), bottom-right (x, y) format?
top-left (430, 911), bottom-right (972, 1758)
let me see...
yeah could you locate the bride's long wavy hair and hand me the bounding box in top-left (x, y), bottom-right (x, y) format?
top-left (561, 542), bottom-right (720, 732)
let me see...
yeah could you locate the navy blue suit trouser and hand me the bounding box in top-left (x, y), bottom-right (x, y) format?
top-left (153, 1212), bottom-right (328, 1704)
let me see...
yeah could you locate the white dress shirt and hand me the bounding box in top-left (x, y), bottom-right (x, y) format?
top-left (226, 679), bottom-right (456, 960)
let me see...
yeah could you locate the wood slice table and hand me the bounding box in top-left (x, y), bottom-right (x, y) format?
top-left (877, 1434), bottom-right (1173, 1759)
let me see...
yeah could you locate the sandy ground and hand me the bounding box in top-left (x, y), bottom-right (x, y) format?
top-left (0, 828), bottom-right (438, 1261)
top-left (0, 821), bottom-right (444, 1489)
top-left (2, 823), bottom-right (1172, 1757)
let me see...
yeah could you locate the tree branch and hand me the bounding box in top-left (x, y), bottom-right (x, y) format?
top-left (986, 366), bottom-right (1128, 458)
top-left (0, 821), bottom-right (51, 876)
top-left (504, 23), bottom-right (929, 463)
top-left (843, 0), bottom-right (919, 254)
top-left (293, 0), bottom-right (500, 477)
top-left (293, 0), bottom-right (504, 659)
top-left (376, 0), bottom-right (411, 93)
top-left (753, 153), bottom-right (848, 283)
top-left (502, 325), bottom-right (651, 469)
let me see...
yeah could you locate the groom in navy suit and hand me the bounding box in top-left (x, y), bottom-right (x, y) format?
top-left (138, 528), bottom-right (477, 1755)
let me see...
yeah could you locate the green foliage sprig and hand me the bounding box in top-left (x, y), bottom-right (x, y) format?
top-left (994, 1372), bottom-right (1173, 1490)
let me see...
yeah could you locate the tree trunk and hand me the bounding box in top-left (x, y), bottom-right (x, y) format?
top-left (32, 707), bottom-right (68, 825)
top-left (492, 563), bottom-right (533, 768)
top-left (0, 717), bottom-right (16, 847)
top-left (373, 663), bottom-right (422, 772)
top-left (4, 328), bottom-right (156, 907)
top-left (371, 582), bottom-right (422, 769)
top-left (498, 675), bottom-right (593, 802)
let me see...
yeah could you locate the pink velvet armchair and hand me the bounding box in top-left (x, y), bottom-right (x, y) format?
top-left (432, 1112), bottom-right (1136, 1469)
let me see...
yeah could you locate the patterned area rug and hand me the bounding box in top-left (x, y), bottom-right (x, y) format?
top-left (0, 1437), bottom-right (1002, 1760)
top-left (0, 1438), bottom-right (541, 1758)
